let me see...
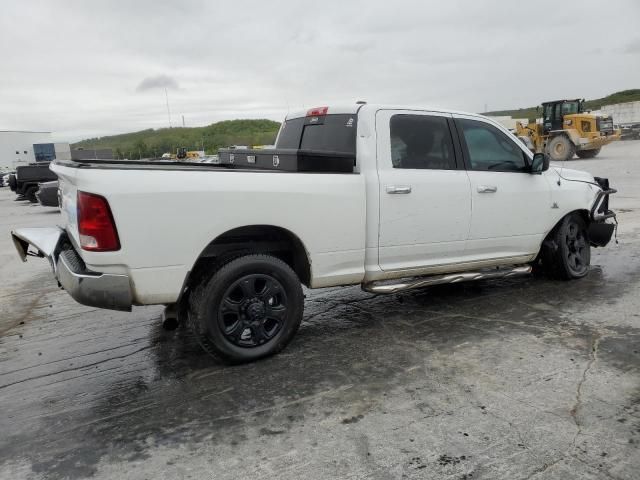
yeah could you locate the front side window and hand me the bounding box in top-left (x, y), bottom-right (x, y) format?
top-left (562, 102), bottom-right (579, 115)
top-left (390, 114), bottom-right (456, 170)
top-left (458, 118), bottom-right (528, 172)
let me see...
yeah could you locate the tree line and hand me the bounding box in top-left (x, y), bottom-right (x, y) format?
top-left (73, 119), bottom-right (281, 159)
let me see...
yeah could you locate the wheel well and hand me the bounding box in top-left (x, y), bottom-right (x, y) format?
top-left (21, 183), bottom-right (38, 194)
top-left (543, 209), bottom-right (590, 243)
top-left (185, 225), bottom-right (311, 294)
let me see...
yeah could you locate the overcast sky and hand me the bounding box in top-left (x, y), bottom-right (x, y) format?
top-left (1, 0), bottom-right (639, 141)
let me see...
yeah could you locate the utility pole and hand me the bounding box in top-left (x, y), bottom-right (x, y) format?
top-left (165, 88), bottom-right (172, 128)
top-left (182, 115), bottom-right (185, 128)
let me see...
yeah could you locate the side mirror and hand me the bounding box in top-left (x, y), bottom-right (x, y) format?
top-left (530, 153), bottom-right (549, 174)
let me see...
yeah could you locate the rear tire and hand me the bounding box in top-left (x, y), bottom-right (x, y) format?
top-left (546, 135), bottom-right (576, 162)
top-left (25, 186), bottom-right (38, 203)
top-left (542, 214), bottom-right (591, 280)
top-left (575, 148), bottom-right (601, 159)
top-left (8, 174), bottom-right (17, 192)
top-left (188, 254), bottom-right (304, 363)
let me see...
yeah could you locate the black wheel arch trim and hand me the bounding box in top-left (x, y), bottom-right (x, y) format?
top-left (176, 224), bottom-right (312, 318)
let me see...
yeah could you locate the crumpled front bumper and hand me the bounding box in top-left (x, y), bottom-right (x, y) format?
top-left (11, 227), bottom-right (132, 311)
top-left (588, 179), bottom-right (617, 247)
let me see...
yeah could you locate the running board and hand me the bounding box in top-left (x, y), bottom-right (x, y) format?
top-left (361, 265), bottom-right (532, 294)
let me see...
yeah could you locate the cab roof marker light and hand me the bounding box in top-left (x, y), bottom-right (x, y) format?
top-left (306, 106), bottom-right (329, 117)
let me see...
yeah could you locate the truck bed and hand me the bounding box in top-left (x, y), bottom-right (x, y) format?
top-left (57, 148), bottom-right (357, 174)
top-left (51, 158), bottom-right (367, 304)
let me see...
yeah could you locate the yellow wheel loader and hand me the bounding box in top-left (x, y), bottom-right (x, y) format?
top-left (515, 99), bottom-right (620, 162)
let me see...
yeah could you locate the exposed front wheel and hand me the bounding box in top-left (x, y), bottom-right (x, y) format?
top-left (575, 148), bottom-right (601, 159)
top-left (542, 214), bottom-right (591, 279)
top-left (545, 135), bottom-right (576, 162)
top-left (188, 254), bottom-right (304, 363)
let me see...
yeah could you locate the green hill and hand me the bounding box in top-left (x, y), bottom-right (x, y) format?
top-left (73, 119), bottom-right (281, 159)
top-left (484, 89), bottom-right (640, 120)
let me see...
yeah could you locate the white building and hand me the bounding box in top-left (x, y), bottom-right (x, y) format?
top-left (0, 131), bottom-right (71, 172)
top-left (600, 101), bottom-right (640, 125)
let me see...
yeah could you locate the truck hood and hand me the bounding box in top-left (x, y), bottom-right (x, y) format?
top-left (549, 164), bottom-right (596, 184)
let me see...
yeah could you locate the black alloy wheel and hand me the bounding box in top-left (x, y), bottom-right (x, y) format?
top-left (218, 274), bottom-right (287, 347)
top-left (189, 254), bottom-right (304, 363)
top-left (563, 218), bottom-right (589, 277)
top-left (542, 213), bottom-right (591, 280)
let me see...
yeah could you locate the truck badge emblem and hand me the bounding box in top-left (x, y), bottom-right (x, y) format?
top-left (273, 155), bottom-right (280, 167)
top-left (346, 118), bottom-right (354, 127)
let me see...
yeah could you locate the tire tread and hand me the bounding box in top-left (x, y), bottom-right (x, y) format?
top-left (188, 254), bottom-right (303, 363)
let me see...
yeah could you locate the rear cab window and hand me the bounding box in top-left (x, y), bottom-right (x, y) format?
top-left (276, 113), bottom-right (357, 154)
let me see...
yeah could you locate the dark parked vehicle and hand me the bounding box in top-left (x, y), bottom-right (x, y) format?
top-left (10, 163), bottom-right (57, 202)
top-left (36, 181), bottom-right (59, 207)
top-left (620, 123), bottom-right (640, 141)
top-left (2, 172), bottom-right (15, 187)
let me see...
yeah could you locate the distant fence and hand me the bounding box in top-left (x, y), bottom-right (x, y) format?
top-left (71, 148), bottom-right (113, 160)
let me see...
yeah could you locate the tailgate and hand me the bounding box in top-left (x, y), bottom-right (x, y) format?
top-left (50, 163), bottom-right (80, 247)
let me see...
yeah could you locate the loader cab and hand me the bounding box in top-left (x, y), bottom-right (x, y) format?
top-left (542, 99), bottom-right (583, 133)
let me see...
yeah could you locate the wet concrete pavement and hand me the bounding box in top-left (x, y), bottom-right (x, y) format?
top-left (1, 141), bottom-right (639, 479)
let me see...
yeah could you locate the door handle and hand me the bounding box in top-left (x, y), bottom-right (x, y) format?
top-left (386, 185), bottom-right (412, 194)
top-left (477, 185), bottom-right (498, 193)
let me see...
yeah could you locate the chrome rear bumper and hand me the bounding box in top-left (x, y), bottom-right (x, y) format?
top-left (11, 227), bottom-right (132, 311)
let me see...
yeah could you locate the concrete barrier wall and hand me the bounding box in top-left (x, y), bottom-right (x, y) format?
top-left (486, 116), bottom-right (529, 130)
top-left (601, 101), bottom-right (640, 124)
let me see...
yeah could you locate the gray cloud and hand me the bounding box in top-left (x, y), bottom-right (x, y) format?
top-left (0, 0), bottom-right (639, 141)
top-left (136, 75), bottom-right (180, 92)
top-left (623, 38), bottom-right (640, 54)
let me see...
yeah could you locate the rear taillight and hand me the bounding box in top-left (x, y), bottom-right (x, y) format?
top-left (306, 106), bottom-right (329, 117)
top-left (77, 191), bottom-right (120, 251)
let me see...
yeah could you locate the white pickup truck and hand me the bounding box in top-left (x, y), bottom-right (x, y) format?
top-left (12, 104), bottom-right (617, 362)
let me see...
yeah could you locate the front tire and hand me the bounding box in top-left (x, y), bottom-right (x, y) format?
top-left (542, 214), bottom-right (591, 279)
top-left (575, 148), bottom-right (601, 159)
top-left (189, 254), bottom-right (304, 363)
top-left (546, 135), bottom-right (576, 162)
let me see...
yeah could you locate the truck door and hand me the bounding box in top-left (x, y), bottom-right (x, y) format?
top-left (543, 102), bottom-right (563, 133)
top-left (376, 110), bottom-right (472, 272)
top-left (453, 115), bottom-right (552, 260)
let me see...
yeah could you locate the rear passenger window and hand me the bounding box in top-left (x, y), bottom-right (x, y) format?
top-left (390, 115), bottom-right (456, 170)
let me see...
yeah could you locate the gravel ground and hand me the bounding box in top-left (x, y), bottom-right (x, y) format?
top-left (1, 141), bottom-right (639, 480)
